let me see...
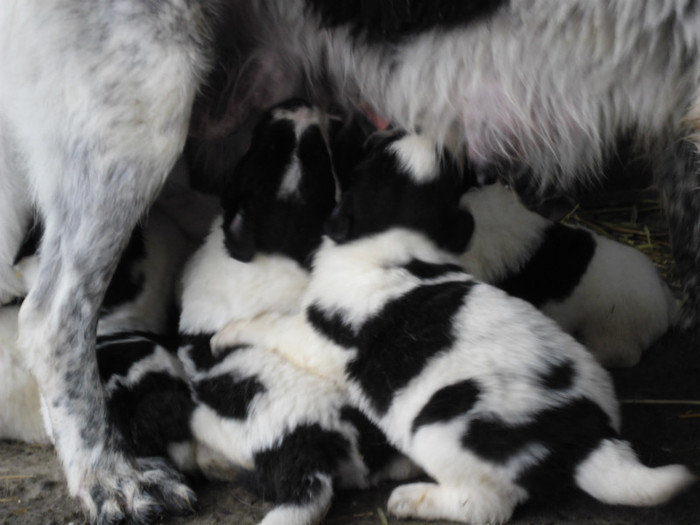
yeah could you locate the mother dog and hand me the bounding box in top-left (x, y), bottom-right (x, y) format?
top-left (2, 1), bottom-right (700, 522)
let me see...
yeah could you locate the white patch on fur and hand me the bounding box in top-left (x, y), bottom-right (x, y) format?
top-left (459, 184), bottom-right (548, 283)
top-left (179, 216), bottom-right (310, 335)
top-left (576, 439), bottom-right (696, 506)
top-left (277, 159), bottom-right (303, 200)
top-left (387, 481), bottom-right (525, 524)
top-left (257, 475), bottom-right (332, 525)
top-left (389, 134), bottom-right (439, 183)
top-left (0, 306), bottom-right (49, 443)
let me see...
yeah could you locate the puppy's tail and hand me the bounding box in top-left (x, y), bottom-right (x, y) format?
top-left (575, 438), bottom-right (695, 506)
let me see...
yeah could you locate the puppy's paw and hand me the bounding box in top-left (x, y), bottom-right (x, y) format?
top-left (387, 482), bottom-right (436, 519)
top-left (210, 312), bottom-right (284, 357)
top-left (209, 319), bottom-right (251, 357)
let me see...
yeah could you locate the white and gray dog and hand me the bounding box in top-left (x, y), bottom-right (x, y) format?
top-left (213, 130), bottom-right (696, 524)
top-left (2, 0), bottom-right (700, 521)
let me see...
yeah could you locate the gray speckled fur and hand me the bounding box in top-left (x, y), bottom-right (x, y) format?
top-left (0, 1), bottom-right (214, 522)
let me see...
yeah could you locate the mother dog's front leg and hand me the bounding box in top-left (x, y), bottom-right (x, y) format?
top-left (2, 1), bottom-right (211, 521)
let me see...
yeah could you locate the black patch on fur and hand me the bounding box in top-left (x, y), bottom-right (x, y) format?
top-left (179, 333), bottom-right (249, 371)
top-left (101, 225), bottom-right (146, 313)
top-left (402, 259), bottom-right (465, 280)
top-left (194, 373), bottom-right (265, 420)
top-left (242, 424), bottom-right (351, 504)
top-left (306, 304), bottom-right (357, 349)
top-left (307, 0), bottom-right (509, 42)
top-left (462, 398), bottom-right (617, 495)
top-left (96, 336), bottom-right (158, 382)
top-left (222, 100), bottom-right (336, 267)
top-left (348, 280), bottom-right (475, 415)
top-left (411, 379), bottom-right (481, 433)
top-left (340, 406), bottom-right (402, 474)
top-left (326, 132), bottom-right (473, 254)
top-left (539, 360), bottom-right (575, 391)
top-left (13, 217), bottom-right (43, 265)
top-left (495, 224), bottom-right (596, 308)
top-left (106, 371), bottom-right (195, 458)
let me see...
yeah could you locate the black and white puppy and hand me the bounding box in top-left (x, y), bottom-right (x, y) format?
top-left (458, 182), bottom-right (678, 367)
top-left (213, 131), bottom-right (695, 524)
top-left (179, 100), bottom-right (418, 525)
top-left (5, 1), bottom-right (700, 521)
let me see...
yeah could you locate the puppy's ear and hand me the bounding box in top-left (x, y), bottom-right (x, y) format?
top-left (223, 208), bottom-right (256, 262)
top-left (325, 197), bottom-right (354, 243)
top-left (440, 208), bottom-right (474, 254)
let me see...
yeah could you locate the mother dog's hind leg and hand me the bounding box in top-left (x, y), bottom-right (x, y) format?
top-left (3, 2), bottom-right (211, 522)
top-left (656, 134), bottom-right (700, 333)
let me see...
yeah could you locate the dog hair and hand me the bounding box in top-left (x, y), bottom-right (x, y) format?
top-left (213, 130), bottom-right (695, 524)
top-left (0, 194), bottom-right (207, 466)
top-left (458, 182), bottom-right (678, 367)
top-left (179, 100), bottom-right (418, 525)
top-left (3, 1), bottom-right (700, 521)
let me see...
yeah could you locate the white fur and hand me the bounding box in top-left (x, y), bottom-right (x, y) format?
top-left (0, 305), bottom-right (48, 443)
top-left (389, 134), bottom-right (440, 183)
top-left (576, 439), bottom-right (696, 506)
top-left (179, 217), bottom-right (310, 336)
top-left (459, 183), bottom-right (678, 367)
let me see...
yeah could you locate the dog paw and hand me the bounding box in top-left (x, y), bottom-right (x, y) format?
top-left (209, 319), bottom-right (249, 357)
top-left (387, 482), bottom-right (436, 519)
top-left (79, 456), bottom-right (196, 524)
top-left (210, 312), bottom-right (283, 357)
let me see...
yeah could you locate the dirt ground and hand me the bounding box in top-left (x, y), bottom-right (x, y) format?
top-left (1, 326), bottom-right (699, 525)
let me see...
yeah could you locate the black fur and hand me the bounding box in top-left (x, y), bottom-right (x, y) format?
top-left (539, 359), bottom-right (576, 391)
top-left (306, 0), bottom-right (509, 42)
top-left (340, 406), bottom-right (403, 475)
top-left (107, 371), bottom-right (195, 458)
top-left (306, 303), bottom-right (357, 349)
top-left (411, 379), bottom-right (481, 434)
top-left (193, 373), bottom-right (265, 420)
top-left (179, 333), bottom-right (249, 372)
top-left (242, 424), bottom-right (351, 504)
top-left (96, 335), bottom-right (160, 382)
top-left (402, 259), bottom-right (465, 280)
top-left (495, 224), bottom-right (596, 308)
top-left (12, 216), bottom-right (43, 266)
top-left (461, 398), bottom-right (616, 495)
top-left (222, 102), bottom-right (337, 267)
top-left (326, 133), bottom-right (473, 254)
top-left (309, 279), bottom-right (475, 415)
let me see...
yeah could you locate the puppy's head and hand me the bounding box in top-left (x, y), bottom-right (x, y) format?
top-left (222, 99), bottom-right (337, 267)
top-left (326, 130), bottom-right (474, 253)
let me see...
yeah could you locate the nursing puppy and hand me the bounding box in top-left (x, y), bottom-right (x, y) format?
top-left (458, 182), bottom-right (678, 367)
top-left (179, 99), bottom-right (417, 525)
top-left (213, 131), bottom-right (695, 524)
top-left (4, 1), bottom-right (700, 521)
